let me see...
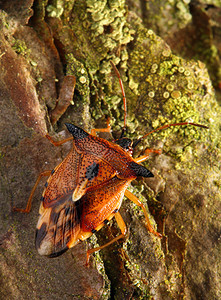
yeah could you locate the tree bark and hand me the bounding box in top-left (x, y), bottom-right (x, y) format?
top-left (0, 1), bottom-right (220, 299)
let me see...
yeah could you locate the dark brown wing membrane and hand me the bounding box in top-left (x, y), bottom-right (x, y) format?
top-left (35, 192), bottom-right (82, 257)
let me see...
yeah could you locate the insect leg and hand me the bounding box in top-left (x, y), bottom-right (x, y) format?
top-left (86, 211), bottom-right (127, 265)
top-left (45, 134), bottom-right (73, 146)
top-left (134, 148), bottom-right (162, 163)
top-left (91, 117), bottom-right (111, 136)
top-left (124, 189), bottom-right (162, 238)
top-left (13, 170), bottom-right (52, 213)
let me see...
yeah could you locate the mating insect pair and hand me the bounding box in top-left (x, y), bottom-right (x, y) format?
top-left (14, 62), bottom-right (208, 264)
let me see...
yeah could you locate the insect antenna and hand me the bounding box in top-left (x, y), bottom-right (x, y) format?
top-left (110, 61), bottom-right (127, 138)
top-left (133, 122), bottom-right (208, 148)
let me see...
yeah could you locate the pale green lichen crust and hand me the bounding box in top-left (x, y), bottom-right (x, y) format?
top-left (125, 17), bottom-right (219, 163)
top-left (63, 1), bottom-right (135, 128)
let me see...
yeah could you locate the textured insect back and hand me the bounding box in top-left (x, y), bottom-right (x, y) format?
top-left (41, 149), bottom-right (81, 207)
top-left (80, 177), bottom-right (132, 232)
top-left (65, 123), bottom-right (118, 191)
top-left (35, 126), bottom-right (93, 257)
top-left (65, 123), bottom-right (153, 180)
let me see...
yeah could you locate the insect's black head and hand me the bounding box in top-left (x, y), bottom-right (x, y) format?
top-left (114, 138), bottom-right (133, 155)
top-left (115, 135), bottom-right (154, 178)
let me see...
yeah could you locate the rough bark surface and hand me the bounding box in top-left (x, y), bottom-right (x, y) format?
top-left (0, 1), bottom-right (220, 299)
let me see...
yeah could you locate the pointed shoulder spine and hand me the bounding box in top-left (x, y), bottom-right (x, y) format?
top-left (130, 161), bottom-right (154, 178)
top-left (65, 123), bottom-right (89, 139)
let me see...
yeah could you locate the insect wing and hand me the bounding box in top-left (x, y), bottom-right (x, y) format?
top-left (36, 192), bottom-right (82, 257)
top-left (43, 149), bottom-right (81, 207)
top-left (74, 153), bottom-right (117, 194)
top-left (36, 147), bottom-right (83, 257)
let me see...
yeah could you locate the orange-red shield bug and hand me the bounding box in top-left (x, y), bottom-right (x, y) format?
top-left (13, 61), bottom-right (208, 263)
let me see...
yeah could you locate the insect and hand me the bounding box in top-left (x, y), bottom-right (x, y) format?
top-left (14, 62), bottom-right (208, 263)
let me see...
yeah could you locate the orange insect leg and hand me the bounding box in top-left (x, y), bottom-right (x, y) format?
top-left (13, 170), bottom-right (52, 213)
top-left (134, 148), bottom-right (162, 163)
top-left (86, 211), bottom-right (127, 265)
top-left (124, 189), bottom-right (162, 238)
top-left (45, 134), bottom-right (73, 146)
top-left (90, 117), bottom-right (111, 136)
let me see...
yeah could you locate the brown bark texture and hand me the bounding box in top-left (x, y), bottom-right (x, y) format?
top-left (0, 1), bottom-right (220, 299)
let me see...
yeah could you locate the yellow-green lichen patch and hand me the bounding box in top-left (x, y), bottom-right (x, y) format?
top-left (125, 18), bottom-right (214, 165)
top-left (65, 1), bottom-right (137, 131)
top-left (12, 39), bottom-right (30, 56)
top-left (163, 91), bottom-right (170, 99)
top-left (80, 0), bottom-right (134, 72)
top-left (11, 38), bottom-right (43, 83)
top-left (66, 54), bottom-right (90, 104)
top-left (46, 2), bottom-right (64, 18)
top-left (144, 0), bottom-right (192, 38)
top-left (87, 235), bottom-right (111, 299)
top-left (86, 0), bottom-right (133, 49)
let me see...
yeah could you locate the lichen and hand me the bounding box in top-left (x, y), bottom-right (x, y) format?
top-left (144, 0), bottom-right (192, 37)
top-left (124, 19), bottom-right (218, 167)
top-left (12, 39), bottom-right (29, 55)
top-left (87, 235), bottom-right (111, 299)
top-left (46, 2), bottom-right (64, 18)
top-left (10, 37), bottom-right (43, 84)
top-left (65, 0), bottom-right (135, 127)
top-left (66, 53), bottom-right (90, 104)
